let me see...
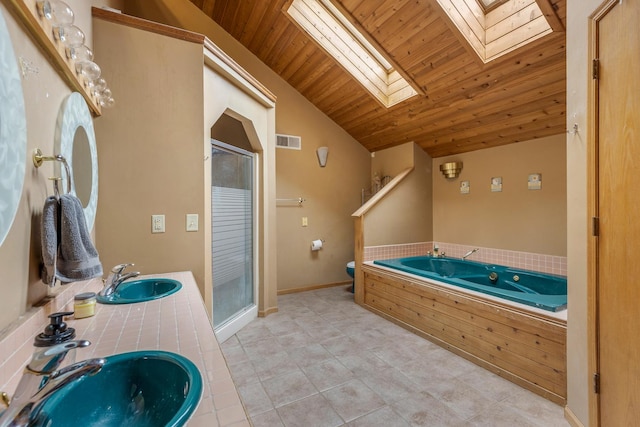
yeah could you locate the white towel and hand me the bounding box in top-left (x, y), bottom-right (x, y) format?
top-left (41, 194), bottom-right (103, 284)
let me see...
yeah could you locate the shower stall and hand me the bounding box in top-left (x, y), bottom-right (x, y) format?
top-left (210, 139), bottom-right (256, 337)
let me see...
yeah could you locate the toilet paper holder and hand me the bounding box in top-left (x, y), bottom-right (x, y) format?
top-left (311, 239), bottom-right (325, 251)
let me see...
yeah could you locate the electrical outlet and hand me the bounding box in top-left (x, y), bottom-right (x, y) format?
top-left (186, 214), bottom-right (198, 232)
top-left (152, 214), bottom-right (165, 233)
top-left (302, 217), bottom-right (308, 227)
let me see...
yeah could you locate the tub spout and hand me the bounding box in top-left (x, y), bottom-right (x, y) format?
top-left (462, 248), bottom-right (479, 261)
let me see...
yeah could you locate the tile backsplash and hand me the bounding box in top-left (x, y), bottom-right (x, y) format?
top-left (364, 241), bottom-right (566, 276)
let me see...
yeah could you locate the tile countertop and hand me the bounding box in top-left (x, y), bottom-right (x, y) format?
top-left (0, 271), bottom-right (249, 427)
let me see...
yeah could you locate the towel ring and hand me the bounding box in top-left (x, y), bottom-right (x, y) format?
top-left (33, 148), bottom-right (72, 194)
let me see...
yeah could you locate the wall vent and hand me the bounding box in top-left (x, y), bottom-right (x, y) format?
top-left (276, 134), bottom-right (301, 150)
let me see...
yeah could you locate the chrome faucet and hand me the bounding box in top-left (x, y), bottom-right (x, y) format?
top-left (100, 263), bottom-right (140, 297)
top-left (0, 340), bottom-right (105, 426)
top-left (462, 248), bottom-right (479, 260)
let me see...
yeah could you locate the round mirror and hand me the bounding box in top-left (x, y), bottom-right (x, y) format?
top-left (71, 127), bottom-right (92, 207)
top-left (57, 92), bottom-right (98, 231)
top-left (0, 9), bottom-right (27, 247)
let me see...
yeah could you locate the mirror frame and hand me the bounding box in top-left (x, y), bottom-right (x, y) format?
top-left (0, 8), bottom-right (27, 247)
top-left (57, 92), bottom-right (98, 231)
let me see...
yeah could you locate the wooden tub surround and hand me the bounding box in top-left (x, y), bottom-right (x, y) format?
top-left (361, 263), bottom-right (567, 405)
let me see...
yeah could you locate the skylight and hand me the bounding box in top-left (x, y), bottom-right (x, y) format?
top-left (476, 0), bottom-right (508, 12)
top-left (287, 0), bottom-right (418, 108)
top-left (438, 0), bottom-right (555, 63)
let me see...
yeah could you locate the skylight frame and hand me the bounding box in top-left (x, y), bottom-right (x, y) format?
top-left (476, 0), bottom-right (509, 13)
top-left (287, 0), bottom-right (419, 108)
top-left (438, 0), bottom-right (556, 64)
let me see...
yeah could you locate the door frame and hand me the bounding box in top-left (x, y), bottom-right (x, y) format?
top-left (587, 1), bottom-right (624, 425)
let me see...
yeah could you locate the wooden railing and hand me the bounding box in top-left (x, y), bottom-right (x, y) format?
top-left (351, 167), bottom-right (413, 304)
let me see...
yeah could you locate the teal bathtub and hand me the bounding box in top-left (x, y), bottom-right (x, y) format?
top-left (374, 256), bottom-right (567, 312)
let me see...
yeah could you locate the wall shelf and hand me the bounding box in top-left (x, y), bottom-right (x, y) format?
top-left (5, 0), bottom-right (102, 116)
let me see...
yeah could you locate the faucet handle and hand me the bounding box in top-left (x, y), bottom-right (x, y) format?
top-left (1, 391), bottom-right (9, 408)
top-left (29, 340), bottom-right (91, 374)
top-left (41, 340), bottom-right (90, 357)
top-left (111, 263), bottom-right (134, 275)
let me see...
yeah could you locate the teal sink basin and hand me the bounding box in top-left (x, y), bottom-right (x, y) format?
top-left (32, 351), bottom-right (202, 427)
top-left (97, 278), bottom-right (182, 304)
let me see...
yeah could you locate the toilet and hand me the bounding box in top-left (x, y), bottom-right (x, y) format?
top-left (346, 261), bottom-right (355, 293)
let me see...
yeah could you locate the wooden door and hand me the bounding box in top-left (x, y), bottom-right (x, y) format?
top-left (593, 0), bottom-right (640, 424)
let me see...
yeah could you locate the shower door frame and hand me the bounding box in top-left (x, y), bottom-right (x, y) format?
top-left (210, 139), bottom-right (258, 342)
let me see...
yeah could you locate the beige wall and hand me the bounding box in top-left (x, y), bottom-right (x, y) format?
top-left (365, 143), bottom-right (433, 246)
top-left (433, 135), bottom-right (567, 256)
top-left (275, 130), bottom-right (370, 290)
top-left (0, 0), bottom-right (122, 332)
top-left (566, 0), bottom-right (597, 424)
top-left (92, 20), bottom-right (206, 294)
top-left (372, 142), bottom-right (414, 179)
top-left (125, 0), bottom-right (372, 293)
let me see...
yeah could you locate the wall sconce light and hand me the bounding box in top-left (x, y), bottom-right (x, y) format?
top-left (439, 161), bottom-right (463, 179)
top-left (316, 146), bottom-right (329, 167)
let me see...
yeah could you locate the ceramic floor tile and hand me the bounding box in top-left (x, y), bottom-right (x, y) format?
top-left (358, 367), bottom-right (417, 404)
top-left (235, 323), bottom-right (273, 345)
top-left (396, 357), bottom-right (457, 387)
top-left (289, 316), bottom-right (323, 330)
top-left (347, 406), bottom-right (410, 427)
top-left (224, 286), bottom-right (569, 427)
top-left (261, 370), bottom-right (318, 408)
top-left (391, 392), bottom-right (466, 426)
top-left (304, 324), bottom-right (345, 341)
top-left (241, 337), bottom-right (285, 362)
top-left (287, 343), bottom-right (334, 368)
top-left (226, 360), bottom-right (259, 387)
top-left (220, 343), bottom-right (250, 365)
top-left (373, 343), bottom-right (425, 367)
top-left (459, 366), bottom-right (526, 402)
top-left (302, 358), bottom-right (354, 391)
top-left (266, 318), bottom-right (304, 336)
top-left (322, 379), bottom-right (386, 422)
top-left (337, 352), bottom-right (391, 376)
top-left (320, 335), bottom-right (363, 358)
top-left (426, 378), bottom-right (500, 421)
top-left (236, 381), bottom-right (274, 417)
top-left (276, 393), bottom-right (344, 427)
top-left (250, 409), bottom-right (285, 427)
top-left (275, 331), bottom-right (315, 349)
top-left (466, 403), bottom-right (539, 427)
top-left (503, 388), bottom-right (569, 427)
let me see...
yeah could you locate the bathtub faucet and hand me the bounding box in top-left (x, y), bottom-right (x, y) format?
top-left (462, 248), bottom-right (479, 261)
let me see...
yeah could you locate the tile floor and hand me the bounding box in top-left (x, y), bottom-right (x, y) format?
top-left (220, 286), bottom-right (569, 427)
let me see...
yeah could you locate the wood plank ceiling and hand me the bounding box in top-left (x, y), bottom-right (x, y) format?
top-left (189, 0), bottom-right (566, 157)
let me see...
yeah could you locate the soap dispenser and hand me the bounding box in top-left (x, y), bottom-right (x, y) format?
top-left (34, 312), bottom-right (78, 363)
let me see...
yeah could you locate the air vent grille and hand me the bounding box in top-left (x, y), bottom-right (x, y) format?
top-left (276, 134), bottom-right (301, 150)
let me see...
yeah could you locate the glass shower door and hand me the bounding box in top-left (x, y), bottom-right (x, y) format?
top-left (211, 140), bottom-right (255, 334)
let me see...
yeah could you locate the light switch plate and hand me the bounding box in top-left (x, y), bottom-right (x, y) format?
top-left (186, 214), bottom-right (199, 232)
top-left (152, 214), bottom-right (165, 233)
top-left (302, 217), bottom-right (308, 227)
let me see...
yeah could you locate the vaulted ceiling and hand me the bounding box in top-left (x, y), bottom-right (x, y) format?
top-left (188, 0), bottom-right (566, 157)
